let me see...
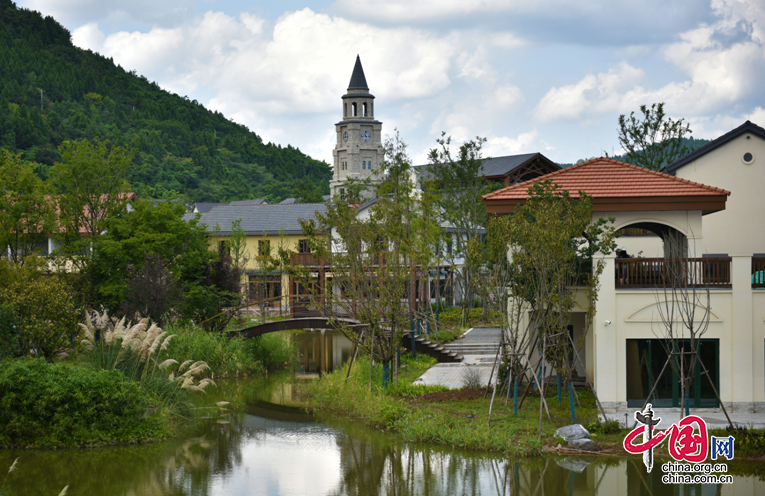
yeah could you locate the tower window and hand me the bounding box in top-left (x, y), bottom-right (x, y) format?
top-left (344, 103), bottom-right (347, 117)
top-left (363, 160), bottom-right (366, 170)
top-left (352, 102), bottom-right (357, 117)
top-left (363, 103), bottom-right (367, 116)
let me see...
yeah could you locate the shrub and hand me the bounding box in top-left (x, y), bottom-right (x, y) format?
top-left (586, 418), bottom-right (621, 435)
top-left (0, 359), bottom-right (169, 447)
top-left (0, 258), bottom-right (81, 361)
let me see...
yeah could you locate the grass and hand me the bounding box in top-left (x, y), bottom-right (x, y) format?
top-left (437, 307), bottom-right (501, 330)
top-left (299, 352), bottom-right (618, 456)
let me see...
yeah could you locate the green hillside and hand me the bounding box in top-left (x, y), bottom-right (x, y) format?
top-left (0, 0), bottom-right (331, 202)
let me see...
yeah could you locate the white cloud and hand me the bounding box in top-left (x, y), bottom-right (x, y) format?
top-left (71, 22), bottom-right (105, 52)
top-left (484, 130), bottom-right (539, 157)
top-left (533, 0), bottom-right (765, 124)
top-left (533, 62), bottom-right (646, 122)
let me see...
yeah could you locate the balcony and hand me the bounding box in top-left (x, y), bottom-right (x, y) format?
top-left (615, 257), bottom-right (732, 289)
top-left (291, 253), bottom-right (326, 267)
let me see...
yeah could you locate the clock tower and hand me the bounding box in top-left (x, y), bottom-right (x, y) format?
top-left (330, 55), bottom-right (383, 199)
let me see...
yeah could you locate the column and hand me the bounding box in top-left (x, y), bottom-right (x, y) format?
top-left (594, 254), bottom-right (619, 408)
top-left (730, 255), bottom-right (753, 408)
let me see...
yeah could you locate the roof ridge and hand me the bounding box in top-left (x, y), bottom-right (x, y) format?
top-left (482, 156), bottom-right (730, 200)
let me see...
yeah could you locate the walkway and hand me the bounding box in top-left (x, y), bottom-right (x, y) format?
top-left (414, 327), bottom-right (502, 389)
top-left (605, 408), bottom-right (765, 430)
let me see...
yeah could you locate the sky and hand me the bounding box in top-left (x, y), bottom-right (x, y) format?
top-left (18, 0), bottom-right (765, 166)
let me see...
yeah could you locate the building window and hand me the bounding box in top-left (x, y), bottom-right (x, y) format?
top-left (626, 338), bottom-right (719, 408)
top-left (298, 239), bottom-right (311, 254)
top-left (362, 160), bottom-right (366, 170)
top-left (249, 275), bottom-right (282, 303)
top-left (340, 188), bottom-right (345, 199)
top-left (344, 103), bottom-right (347, 117)
top-left (362, 103), bottom-right (367, 116)
top-left (352, 102), bottom-right (357, 117)
top-left (258, 240), bottom-right (271, 256)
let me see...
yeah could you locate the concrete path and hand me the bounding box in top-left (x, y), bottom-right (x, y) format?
top-left (414, 327), bottom-right (502, 389)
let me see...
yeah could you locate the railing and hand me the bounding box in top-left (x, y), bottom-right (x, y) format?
top-left (291, 253), bottom-right (326, 266)
top-left (615, 257), bottom-right (731, 288)
top-left (754, 257), bottom-right (765, 289)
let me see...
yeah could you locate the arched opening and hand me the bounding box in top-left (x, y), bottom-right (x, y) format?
top-left (344, 103), bottom-right (347, 117)
top-left (362, 103), bottom-right (367, 116)
top-left (352, 102), bottom-right (357, 117)
top-left (616, 222), bottom-right (687, 259)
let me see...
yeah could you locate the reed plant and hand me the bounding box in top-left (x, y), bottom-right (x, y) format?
top-left (79, 310), bottom-right (215, 394)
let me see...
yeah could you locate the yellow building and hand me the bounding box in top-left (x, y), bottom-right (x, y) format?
top-left (188, 202), bottom-right (327, 308)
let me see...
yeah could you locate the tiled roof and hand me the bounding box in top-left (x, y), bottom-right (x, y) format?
top-left (186, 203), bottom-right (327, 235)
top-left (194, 202), bottom-right (227, 213)
top-left (414, 152), bottom-right (556, 180)
top-left (483, 157), bottom-right (730, 201)
top-left (348, 55), bottom-right (369, 90)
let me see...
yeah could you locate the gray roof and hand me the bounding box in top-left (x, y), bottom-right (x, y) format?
top-left (279, 198), bottom-right (297, 204)
top-left (229, 198), bottom-right (267, 206)
top-left (348, 55), bottom-right (369, 90)
top-left (413, 152), bottom-right (555, 180)
top-left (194, 202), bottom-right (227, 213)
top-left (187, 203), bottom-right (328, 235)
top-left (665, 120), bottom-right (765, 175)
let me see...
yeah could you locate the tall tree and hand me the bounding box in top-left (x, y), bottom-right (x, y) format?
top-left (425, 134), bottom-right (496, 318)
top-left (507, 180), bottom-right (616, 429)
top-left (616, 103), bottom-right (692, 171)
top-left (303, 131), bottom-right (440, 388)
top-left (51, 138), bottom-right (133, 268)
top-left (0, 151), bottom-right (56, 264)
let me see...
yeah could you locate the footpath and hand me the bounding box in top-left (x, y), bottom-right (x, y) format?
top-left (413, 327), bottom-right (502, 389)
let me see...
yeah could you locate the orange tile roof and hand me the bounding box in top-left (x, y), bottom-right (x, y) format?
top-left (483, 157), bottom-right (730, 201)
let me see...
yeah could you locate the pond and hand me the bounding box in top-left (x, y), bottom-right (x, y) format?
top-left (1, 331), bottom-right (763, 496)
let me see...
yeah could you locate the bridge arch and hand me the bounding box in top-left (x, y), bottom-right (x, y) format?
top-left (229, 317), bottom-right (363, 339)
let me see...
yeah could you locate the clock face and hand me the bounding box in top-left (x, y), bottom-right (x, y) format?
top-left (343, 131), bottom-right (348, 142)
top-left (361, 131), bottom-right (371, 142)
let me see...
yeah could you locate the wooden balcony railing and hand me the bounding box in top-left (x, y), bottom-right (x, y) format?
top-left (291, 253), bottom-right (326, 267)
top-left (615, 257), bottom-right (731, 288)
top-left (754, 257), bottom-right (765, 289)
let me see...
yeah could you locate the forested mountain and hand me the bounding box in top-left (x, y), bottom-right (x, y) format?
top-left (0, 0), bottom-right (331, 203)
top-left (557, 137), bottom-right (711, 169)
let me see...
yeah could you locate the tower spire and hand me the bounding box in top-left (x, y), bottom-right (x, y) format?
top-left (347, 55), bottom-right (369, 91)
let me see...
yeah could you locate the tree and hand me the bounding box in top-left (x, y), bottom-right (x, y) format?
top-left (506, 180), bottom-right (616, 431)
top-left (425, 134), bottom-right (497, 320)
top-left (616, 103), bottom-right (692, 171)
top-left (0, 257), bottom-right (81, 361)
top-left (0, 150), bottom-right (56, 264)
top-left (292, 178), bottom-right (325, 204)
top-left (51, 138), bottom-right (134, 268)
top-left (86, 198), bottom-right (241, 328)
top-left (302, 131), bottom-right (440, 388)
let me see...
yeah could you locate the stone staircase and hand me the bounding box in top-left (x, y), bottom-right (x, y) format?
top-left (442, 341), bottom-right (500, 356)
top-left (402, 332), bottom-right (463, 363)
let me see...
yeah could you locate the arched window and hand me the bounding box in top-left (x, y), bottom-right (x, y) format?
top-left (362, 103), bottom-right (367, 116)
top-left (344, 103), bottom-right (347, 117)
top-left (352, 102), bottom-right (357, 117)
top-left (362, 161), bottom-right (366, 169)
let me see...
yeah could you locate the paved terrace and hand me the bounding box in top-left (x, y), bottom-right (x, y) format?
top-left (414, 327), bottom-right (502, 389)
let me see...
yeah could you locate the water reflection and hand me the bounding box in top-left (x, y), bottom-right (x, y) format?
top-left (2, 336), bottom-right (764, 496)
top-left (295, 330), bottom-right (353, 376)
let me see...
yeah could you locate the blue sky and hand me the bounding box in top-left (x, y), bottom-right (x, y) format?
top-left (19, 0), bottom-right (765, 166)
